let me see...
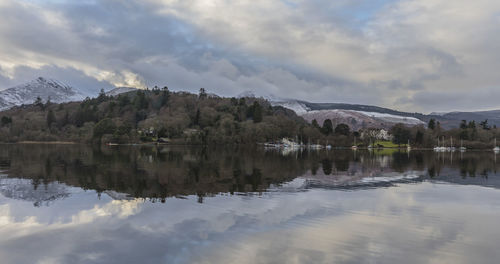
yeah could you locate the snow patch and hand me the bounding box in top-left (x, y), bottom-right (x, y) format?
top-left (105, 87), bottom-right (137, 97)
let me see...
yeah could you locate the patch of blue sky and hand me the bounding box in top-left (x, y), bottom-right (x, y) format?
top-left (281, 0), bottom-right (299, 9)
top-left (343, 0), bottom-right (400, 25)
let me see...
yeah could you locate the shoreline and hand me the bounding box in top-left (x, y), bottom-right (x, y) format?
top-left (0, 142), bottom-right (498, 151)
top-left (17, 141), bottom-right (78, 145)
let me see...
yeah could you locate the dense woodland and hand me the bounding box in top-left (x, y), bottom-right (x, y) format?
top-left (0, 87), bottom-right (499, 149)
top-left (0, 88), bottom-right (312, 144)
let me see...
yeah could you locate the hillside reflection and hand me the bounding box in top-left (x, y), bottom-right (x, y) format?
top-left (1, 145), bottom-right (500, 206)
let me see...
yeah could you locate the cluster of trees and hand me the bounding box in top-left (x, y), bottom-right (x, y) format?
top-left (387, 118), bottom-right (500, 149)
top-left (0, 88), bottom-right (312, 144)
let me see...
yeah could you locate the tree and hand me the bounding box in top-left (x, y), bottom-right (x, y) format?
top-left (97, 88), bottom-right (108, 103)
top-left (1, 116), bottom-right (12, 127)
top-left (118, 94), bottom-right (131, 107)
top-left (321, 119), bottom-right (333, 135)
top-left (160, 90), bottom-right (169, 107)
top-left (194, 108), bottom-right (201, 126)
top-left (460, 120), bottom-right (467, 129)
top-left (311, 119), bottom-right (320, 129)
top-left (480, 119), bottom-right (490, 130)
top-left (199, 88), bottom-right (207, 99)
top-left (93, 118), bottom-right (116, 141)
top-left (46, 109), bottom-right (56, 128)
top-left (45, 96), bottom-right (52, 108)
top-left (334, 123), bottom-right (350, 136)
top-left (390, 123), bottom-right (411, 146)
top-left (252, 101), bottom-right (263, 123)
top-left (134, 90), bottom-right (148, 110)
top-left (428, 119), bottom-right (436, 130)
top-left (34, 96), bottom-right (44, 109)
top-left (415, 130), bottom-right (424, 145)
top-left (61, 110), bottom-right (69, 127)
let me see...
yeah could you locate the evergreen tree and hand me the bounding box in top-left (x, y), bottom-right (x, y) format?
top-left (252, 101), bottom-right (263, 123)
top-left (480, 119), bottom-right (490, 130)
top-left (160, 90), bottom-right (169, 107)
top-left (468, 120), bottom-right (476, 129)
top-left (312, 119), bottom-right (320, 129)
top-left (62, 110), bottom-right (69, 127)
top-left (194, 108), bottom-right (201, 126)
top-left (460, 120), bottom-right (467, 129)
top-left (321, 119), bottom-right (333, 135)
top-left (428, 119), bottom-right (436, 130)
top-left (199, 88), bottom-right (207, 99)
top-left (46, 109), bottom-right (56, 128)
top-left (118, 94), bottom-right (131, 107)
top-left (1, 116), bottom-right (12, 126)
top-left (34, 96), bottom-right (44, 109)
top-left (334, 123), bottom-right (350, 136)
top-left (134, 90), bottom-right (148, 110)
top-left (97, 88), bottom-right (107, 103)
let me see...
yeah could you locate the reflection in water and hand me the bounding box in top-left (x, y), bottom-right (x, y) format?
top-left (1, 145), bottom-right (500, 263)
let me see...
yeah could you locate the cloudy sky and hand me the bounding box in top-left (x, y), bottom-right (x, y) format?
top-left (0, 0), bottom-right (499, 112)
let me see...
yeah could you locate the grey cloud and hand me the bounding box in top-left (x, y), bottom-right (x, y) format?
top-left (1, 0), bottom-right (500, 112)
top-left (411, 88), bottom-right (500, 112)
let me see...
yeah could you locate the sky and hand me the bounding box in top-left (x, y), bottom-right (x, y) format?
top-left (0, 0), bottom-right (499, 112)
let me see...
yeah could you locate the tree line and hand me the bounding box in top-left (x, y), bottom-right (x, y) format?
top-left (1, 88), bottom-right (499, 148)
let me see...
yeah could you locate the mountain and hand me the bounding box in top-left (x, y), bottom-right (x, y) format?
top-left (238, 91), bottom-right (500, 130)
top-left (238, 91), bottom-right (428, 129)
top-left (0, 77), bottom-right (85, 111)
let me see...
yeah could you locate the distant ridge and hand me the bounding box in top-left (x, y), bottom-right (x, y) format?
top-left (237, 90), bottom-right (500, 129)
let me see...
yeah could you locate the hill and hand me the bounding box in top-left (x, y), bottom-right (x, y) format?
top-left (261, 94), bottom-right (497, 129)
top-left (0, 88), bottom-right (313, 144)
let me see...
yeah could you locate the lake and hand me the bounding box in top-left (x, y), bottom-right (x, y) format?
top-left (1, 144), bottom-right (500, 264)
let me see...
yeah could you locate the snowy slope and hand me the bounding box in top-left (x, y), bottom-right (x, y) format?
top-left (356, 111), bottom-right (424, 125)
top-left (236, 90), bottom-right (425, 128)
top-left (301, 109), bottom-right (424, 130)
top-left (0, 77), bottom-right (85, 111)
top-left (237, 91), bottom-right (311, 114)
top-left (105, 87), bottom-right (137, 97)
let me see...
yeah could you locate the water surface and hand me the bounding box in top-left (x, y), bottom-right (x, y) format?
top-left (1, 145), bottom-right (500, 264)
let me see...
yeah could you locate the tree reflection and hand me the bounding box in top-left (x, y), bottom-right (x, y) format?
top-left (1, 145), bottom-right (500, 204)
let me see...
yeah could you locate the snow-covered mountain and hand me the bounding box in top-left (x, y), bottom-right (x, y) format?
top-left (237, 90), bottom-right (425, 129)
top-left (0, 77), bottom-right (85, 111)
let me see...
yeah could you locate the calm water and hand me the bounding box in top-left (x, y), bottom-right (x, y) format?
top-left (1, 145), bottom-right (500, 264)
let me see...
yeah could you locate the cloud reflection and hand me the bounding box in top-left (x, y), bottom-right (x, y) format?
top-left (1, 183), bottom-right (500, 264)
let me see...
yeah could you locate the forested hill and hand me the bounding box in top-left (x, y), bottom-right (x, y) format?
top-left (0, 88), bottom-right (321, 144)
